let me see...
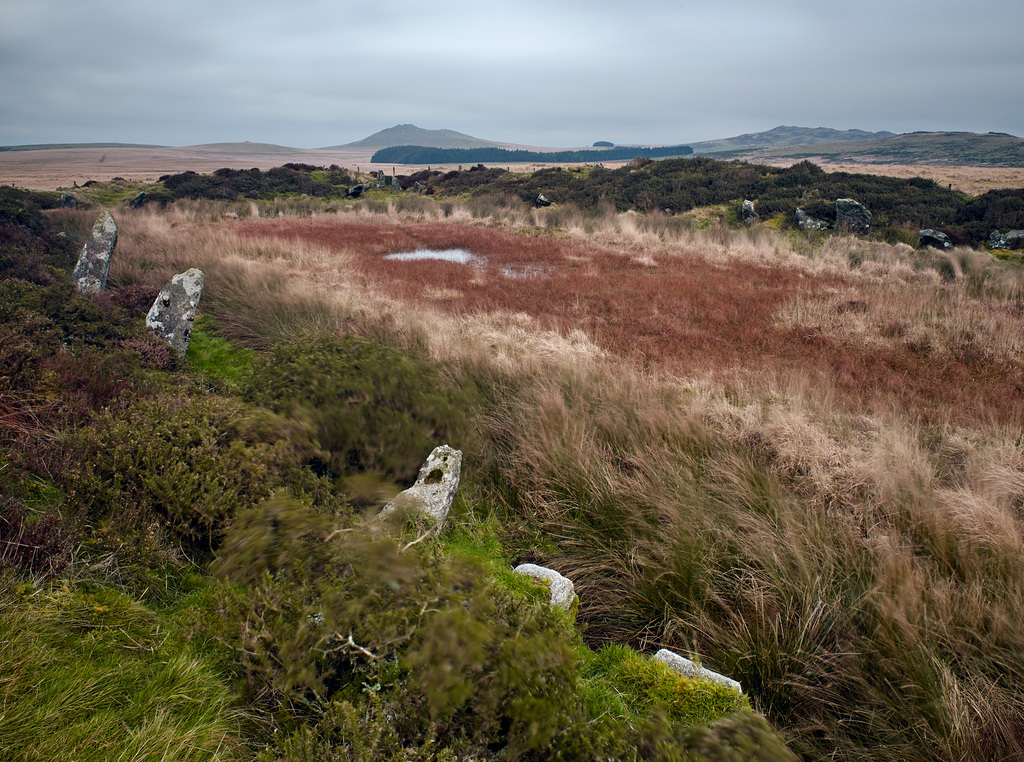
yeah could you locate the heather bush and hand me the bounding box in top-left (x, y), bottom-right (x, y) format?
top-left (0, 499), bottom-right (73, 578)
top-left (65, 393), bottom-right (338, 549)
top-left (212, 494), bottom-right (773, 760)
top-left (243, 334), bottom-right (476, 483)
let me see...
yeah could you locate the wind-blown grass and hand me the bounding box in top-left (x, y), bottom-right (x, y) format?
top-left (0, 580), bottom-right (243, 762)
top-left (60, 195), bottom-right (1024, 760)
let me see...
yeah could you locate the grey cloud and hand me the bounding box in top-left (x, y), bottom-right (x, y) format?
top-left (0, 0), bottom-right (1021, 147)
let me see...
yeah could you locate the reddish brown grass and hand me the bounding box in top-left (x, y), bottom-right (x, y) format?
top-left (235, 217), bottom-right (1024, 426)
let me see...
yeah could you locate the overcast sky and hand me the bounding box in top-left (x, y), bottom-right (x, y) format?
top-left (1, 0), bottom-right (1022, 148)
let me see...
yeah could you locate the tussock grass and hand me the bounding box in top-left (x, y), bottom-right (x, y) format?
top-left (487, 368), bottom-right (1024, 760)
top-left (0, 580), bottom-right (242, 761)
top-left (93, 196), bottom-right (1024, 760)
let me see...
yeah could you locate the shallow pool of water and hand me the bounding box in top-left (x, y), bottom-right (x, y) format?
top-left (383, 248), bottom-right (550, 280)
top-left (384, 248), bottom-right (481, 265)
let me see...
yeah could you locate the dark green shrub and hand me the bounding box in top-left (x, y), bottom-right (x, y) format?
top-left (213, 495), bottom-right (576, 751)
top-left (66, 394), bottom-right (320, 548)
top-left (212, 496), bottom-right (781, 759)
top-left (243, 335), bottom-right (475, 483)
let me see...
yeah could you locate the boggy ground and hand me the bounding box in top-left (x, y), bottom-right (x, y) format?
top-left (237, 216), bottom-right (1024, 428)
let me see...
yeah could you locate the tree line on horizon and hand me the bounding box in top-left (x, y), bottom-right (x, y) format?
top-left (369, 144), bottom-right (695, 164)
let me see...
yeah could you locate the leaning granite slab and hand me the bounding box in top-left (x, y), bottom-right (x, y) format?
top-left (145, 268), bottom-right (204, 355)
top-left (513, 563), bottom-right (578, 611)
top-left (72, 210), bottom-right (117, 293)
top-left (380, 445), bottom-right (462, 526)
top-left (654, 648), bottom-right (742, 693)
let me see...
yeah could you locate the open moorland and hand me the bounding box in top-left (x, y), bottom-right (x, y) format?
top-left (3, 154), bottom-right (1024, 761)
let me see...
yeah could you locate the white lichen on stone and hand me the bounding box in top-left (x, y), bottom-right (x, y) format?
top-left (146, 268), bottom-right (204, 355)
top-left (653, 648), bottom-right (742, 693)
top-left (72, 210), bottom-right (117, 293)
top-left (381, 445), bottom-right (462, 526)
top-left (513, 563), bottom-right (577, 611)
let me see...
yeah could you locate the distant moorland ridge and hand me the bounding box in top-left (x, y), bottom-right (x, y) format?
top-left (2, 126), bottom-right (1022, 168)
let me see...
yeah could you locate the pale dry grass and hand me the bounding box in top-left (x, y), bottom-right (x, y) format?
top-left (113, 207), bottom-right (607, 378)
top-left (814, 162), bottom-right (1024, 195)
top-left (776, 248), bottom-right (1024, 366)
top-left (107, 197), bottom-right (1024, 758)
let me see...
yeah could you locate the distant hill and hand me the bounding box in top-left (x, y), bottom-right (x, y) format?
top-left (184, 142), bottom-right (306, 155)
top-left (331, 124), bottom-right (509, 150)
top-left (725, 131), bottom-right (1024, 167)
top-left (0, 142), bottom-right (166, 152)
top-left (690, 126), bottom-right (896, 154)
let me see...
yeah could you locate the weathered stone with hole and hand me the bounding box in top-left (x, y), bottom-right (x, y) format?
top-left (376, 170), bottom-right (387, 189)
top-left (989, 229), bottom-right (1024, 250)
top-left (72, 210), bottom-right (117, 293)
top-left (346, 183), bottom-right (370, 198)
top-left (795, 208), bottom-right (829, 231)
top-left (381, 445), bottom-right (462, 526)
top-left (513, 563), bottom-right (578, 611)
top-left (145, 268), bottom-right (204, 355)
top-left (654, 649), bottom-right (742, 692)
top-left (741, 199), bottom-right (757, 224)
top-left (835, 198), bottom-right (871, 232)
top-left (919, 229), bottom-right (952, 249)
top-left (535, 193), bottom-right (552, 207)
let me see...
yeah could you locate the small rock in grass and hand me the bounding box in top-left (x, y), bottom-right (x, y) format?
top-left (654, 648), bottom-right (742, 693)
top-left (836, 198), bottom-right (871, 232)
top-left (513, 563), bottom-right (577, 611)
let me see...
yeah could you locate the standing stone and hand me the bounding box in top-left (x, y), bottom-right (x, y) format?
top-left (513, 564), bottom-right (578, 611)
top-left (72, 210), bottom-right (117, 293)
top-left (145, 268), bottom-right (204, 355)
top-left (414, 181), bottom-right (425, 193)
top-left (59, 193), bottom-right (78, 208)
top-left (391, 175), bottom-right (403, 191)
top-left (741, 199), bottom-right (757, 224)
top-left (376, 170), bottom-right (386, 189)
top-left (654, 649), bottom-right (742, 693)
top-left (381, 445), bottom-right (462, 526)
top-left (128, 192), bottom-right (151, 210)
top-left (835, 198), bottom-right (871, 232)
top-left (919, 229), bottom-right (952, 249)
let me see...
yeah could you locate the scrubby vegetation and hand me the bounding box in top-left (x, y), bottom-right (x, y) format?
top-left (160, 165), bottom-right (354, 202)
top-left (1, 189), bottom-right (796, 760)
top-left (139, 156), bottom-right (1024, 248)
top-left (4, 148), bottom-right (1024, 759)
